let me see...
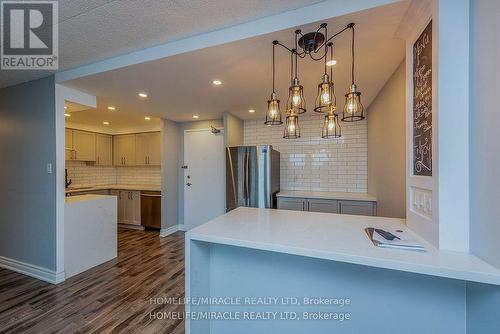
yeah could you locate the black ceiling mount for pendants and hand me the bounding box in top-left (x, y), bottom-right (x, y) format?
top-left (264, 22), bottom-right (364, 139)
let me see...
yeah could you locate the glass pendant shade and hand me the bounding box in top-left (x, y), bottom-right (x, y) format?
top-left (342, 84), bottom-right (364, 121)
top-left (322, 110), bottom-right (342, 139)
top-left (314, 74), bottom-right (336, 113)
top-left (286, 78), bottom-right (306, 115)
top-left (283, 115), bottom-right (301, 139)
top-left (265, 92), bottom-right (282, 125)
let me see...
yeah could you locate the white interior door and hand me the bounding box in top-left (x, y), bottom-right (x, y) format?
top-left (184, 129), bottom-right (225, 230)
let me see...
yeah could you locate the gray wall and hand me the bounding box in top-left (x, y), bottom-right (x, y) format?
top-left (466, 1), bottom-right (500, 332)
top-left (161, 119), bottom-right (181, 229)
top-left (223, 112), bottom-right (244, 147)
top-left (367, 61), bottom-right (406, 218)
top-left (469, 0), bottom-right (500, 269)
top-left (0, 76), bottom-right (57, 270)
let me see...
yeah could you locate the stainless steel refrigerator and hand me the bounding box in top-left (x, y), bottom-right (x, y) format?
top-left (226, 145), bottom-right (280, 212)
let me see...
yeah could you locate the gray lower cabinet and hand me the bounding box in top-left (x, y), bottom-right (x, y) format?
top-left (277, 197), bottom-right (307, 211)
top-left (277, 197), bottom-right (376, 216)
top-left (307, 199), bottom-right (339, 213)
top-left (338, 200), bottom-right (376, 216)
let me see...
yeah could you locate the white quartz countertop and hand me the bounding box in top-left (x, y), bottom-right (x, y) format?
top-left (187, 207), bottom-right (500, 286)
top-left (277, 190), bottom-right (376, 201)
top-left (65, 194), bottom-right (116, 203)
top-left (66, 184), bottom-right (161, 193)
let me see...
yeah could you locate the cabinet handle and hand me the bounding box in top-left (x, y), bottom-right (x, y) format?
top-left (97, 156), bottom-right (100, 165)
top-left (147, 156), bottom-right (149, 165)
top-left (145, 156), bottom-right (147, 164)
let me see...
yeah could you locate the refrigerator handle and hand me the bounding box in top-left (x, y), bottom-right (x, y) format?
top-left (244, 149), bottom-right (249, 206)
top-left (227, 148), bottom-right (238, 210)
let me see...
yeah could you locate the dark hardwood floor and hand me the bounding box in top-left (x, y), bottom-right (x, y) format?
top-left (0, 229), bottom-right (185, 334)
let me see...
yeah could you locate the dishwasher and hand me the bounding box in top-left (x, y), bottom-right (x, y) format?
top-left (141, 191), bottom-right (161, 229)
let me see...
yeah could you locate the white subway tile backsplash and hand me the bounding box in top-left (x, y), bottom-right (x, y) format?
top-left (244, 113), bottom-right (367, 192)
top-left (66, 161), bottom-right (160, 187)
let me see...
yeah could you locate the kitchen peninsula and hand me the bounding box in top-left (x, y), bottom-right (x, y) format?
top-left (185, 207), bottom-right (500, 334)
top-left (65, 194), bottom-right (117, 278)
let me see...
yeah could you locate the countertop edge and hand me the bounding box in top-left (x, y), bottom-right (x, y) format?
top-left (186, 230), bottom-right (500, 287)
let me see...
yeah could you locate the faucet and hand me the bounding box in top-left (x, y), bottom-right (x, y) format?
top-left (65, 169), bottom-right (72, 189)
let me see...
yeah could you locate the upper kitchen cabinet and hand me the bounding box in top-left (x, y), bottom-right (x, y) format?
top-left (135, 132), bottom-right (161, 166)
top-left (114, 134), bottom-right (136, 166)
top-left (65, 129), bottom-right (96, 162)
top-left (95, 133), bottom-right (113, 166)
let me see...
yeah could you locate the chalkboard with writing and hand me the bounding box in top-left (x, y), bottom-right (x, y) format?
top-left (413, 21), bottom-right (432, 176)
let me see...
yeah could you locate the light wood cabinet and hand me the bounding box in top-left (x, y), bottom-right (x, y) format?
top-left (111, 190), bottom-right (141, 226)
top-left (65, 129), bottom-right (96, 161)
top-left (114, 134), bottom-right (136, 166)
top-left (277, 196), bottom-right (376, 216)
top-left (135, 132), bottom-right (161, 166)
top-left (95, 134), bottom-right (113, 166)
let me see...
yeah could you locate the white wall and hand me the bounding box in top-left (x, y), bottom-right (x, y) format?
top-left (0, 76), bottom-right (58, 279)
top-left (403, 0), bottom-right (470, 251)
top-left (469, 0), bottom-right (500, 268)
top-left (244, 113), bottom-right (367, 193)
top-left (368, 61), bottom-right (406, 218)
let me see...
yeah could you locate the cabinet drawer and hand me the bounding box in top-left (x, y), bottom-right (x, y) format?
top-left (307, 199), bottom-right (338, 214)
top-left (277, 197), bottom-right (306, 211)
top-left (338, 201), bottom-right (376, 216)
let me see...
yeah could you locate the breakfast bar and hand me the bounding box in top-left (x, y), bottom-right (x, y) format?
top-left (185, 207), bottom-right (500, 334)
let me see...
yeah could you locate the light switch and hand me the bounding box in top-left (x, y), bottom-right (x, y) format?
top-left (47, 163), bottom-right (53, 174)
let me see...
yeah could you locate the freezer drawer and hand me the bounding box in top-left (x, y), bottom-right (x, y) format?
top-left (141, 191), bottom-right (161, 229)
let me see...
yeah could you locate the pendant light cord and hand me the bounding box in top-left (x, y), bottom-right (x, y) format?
top-left (272, 42), bottom-right (275, 92)
top-left (351, 25), bottom-right (355, 85)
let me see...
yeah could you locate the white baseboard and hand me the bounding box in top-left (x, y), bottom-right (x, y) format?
top-left (0, 255), bottom-right (65, 284)
top-left (160, 224), bottom-right (185, 237)
top-left (118, 223), bottom-right (145, 230)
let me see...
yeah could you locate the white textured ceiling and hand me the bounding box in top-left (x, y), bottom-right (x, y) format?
top-left (62, 1), bottom-right (409, 126)
top-left (0, 0), bottom-right (324, 88)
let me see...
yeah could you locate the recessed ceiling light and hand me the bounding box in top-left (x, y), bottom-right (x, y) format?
top-left (103, 121), bottom-right (110, 125)
top-left (64, 113), bottom-right (71, 117)
top-left (212, 80), bottom-right (222, 86)
top-left (144, 116), bottom-right (151, 120)
top-left (138, 92), bottom-right (148, 98)
top-left (107, 106), bottom-right (116, 111)
top-left (249, 109), bottom-right (256, 113)
top-left (326, 59), bottom-right (337, 66)
top-left (193, 115), bottom-right (199, 119)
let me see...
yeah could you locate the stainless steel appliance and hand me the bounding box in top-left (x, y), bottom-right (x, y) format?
top-left (226, 145), bottom-right (280, 212)
top-left (141, 191), bottom-right (161, 228)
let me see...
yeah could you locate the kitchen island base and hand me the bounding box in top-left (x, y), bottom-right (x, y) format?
top-left (186, 240), bottom-right (466, 334)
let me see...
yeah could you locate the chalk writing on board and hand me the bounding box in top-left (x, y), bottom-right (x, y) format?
top-left (413, 21), bottom-right (432, 176)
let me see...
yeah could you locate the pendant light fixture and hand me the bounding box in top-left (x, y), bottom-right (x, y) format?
top-left (286, 44), bottom-right (306, 115)
top-left (265, 41), bottom-right (283, 125)
top-left (322, 105), bottom-right (342, 139)
top-left (342, 23), bottom-right (364, 122)
top-left (314, 42), bottom-right (336, 113)
top-left (265, 22), bottom-right (362, 139)
top-left (283, 115), bottom-right (301, 139)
